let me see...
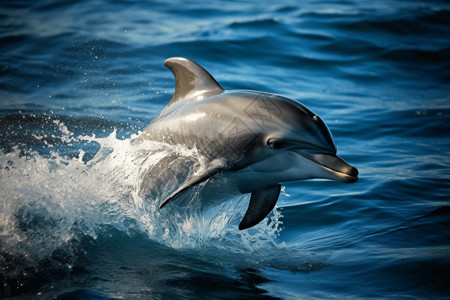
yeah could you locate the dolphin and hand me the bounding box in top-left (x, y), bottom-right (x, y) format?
top-left (136, 57), bottom-right (358, 230)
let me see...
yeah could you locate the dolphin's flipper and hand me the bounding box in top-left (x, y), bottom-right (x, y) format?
top-left (159, 160), bottom-right (226, 209)
top-left (164, 57), bottom-right (224, 105)
top-left (238, 184), bottom-right (281, 230)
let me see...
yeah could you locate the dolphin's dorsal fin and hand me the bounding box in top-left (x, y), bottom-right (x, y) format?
top-left (164, 57), bottom-right (224, 105)
top-left (239, 185), bottom-right (281, 230)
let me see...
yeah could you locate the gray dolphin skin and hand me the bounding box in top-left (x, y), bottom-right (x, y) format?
top-left (137, 57), bottom-right (358, 230)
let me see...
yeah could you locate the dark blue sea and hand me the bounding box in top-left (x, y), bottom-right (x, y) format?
top-left (1, 0), bottom-right (450, 299)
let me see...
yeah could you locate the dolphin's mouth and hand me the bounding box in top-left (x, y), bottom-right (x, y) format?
top-left (292, 150), bottom-right (359, 183)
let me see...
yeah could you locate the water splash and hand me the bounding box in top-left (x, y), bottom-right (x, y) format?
top-left (0, 118), bottom-right (295, 281)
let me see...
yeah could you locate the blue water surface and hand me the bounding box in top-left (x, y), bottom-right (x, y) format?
top-left (1, 0), bottom-right (450, 299)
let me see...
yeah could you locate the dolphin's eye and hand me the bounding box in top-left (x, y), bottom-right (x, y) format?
top-left (267, 139), bottom-right (284, 149)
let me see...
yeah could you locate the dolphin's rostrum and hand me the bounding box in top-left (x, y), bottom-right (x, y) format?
top-left (137, 57), bottom-right (358, 230)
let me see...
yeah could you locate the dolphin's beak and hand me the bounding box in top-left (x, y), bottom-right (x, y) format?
top-left (293, 150), bottom-right (359, 183)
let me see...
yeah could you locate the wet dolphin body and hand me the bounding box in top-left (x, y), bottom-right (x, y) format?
top-left (137, 57), bottom-right (358, 230)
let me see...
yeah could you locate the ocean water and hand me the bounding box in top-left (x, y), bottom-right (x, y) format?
top-left (1, 0), bottom-right (450, 299)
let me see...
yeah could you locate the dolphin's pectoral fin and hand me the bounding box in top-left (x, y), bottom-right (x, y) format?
top-left (159, 160), bottom-right (226, 209)
top-left (238, 184), bottom-right (281, 230)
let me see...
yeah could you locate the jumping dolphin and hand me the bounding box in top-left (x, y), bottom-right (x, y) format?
top-left (137, 57), bottom-right (358, 230)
